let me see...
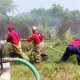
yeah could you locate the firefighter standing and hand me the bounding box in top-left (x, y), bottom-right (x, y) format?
top-left (6, 25), bottom-right (30, 61)
top-left (23, 27), bottom-right (49, 63)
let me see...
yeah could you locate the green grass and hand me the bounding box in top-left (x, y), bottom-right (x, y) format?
top-left (10, 40), bottom-right (80, 80)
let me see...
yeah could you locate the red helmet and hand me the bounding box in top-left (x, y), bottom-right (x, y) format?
top-left (8, 25), bottom-right (14, 31)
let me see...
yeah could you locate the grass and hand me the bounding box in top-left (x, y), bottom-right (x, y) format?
top-left (10, 40), bottom-right (80, 80)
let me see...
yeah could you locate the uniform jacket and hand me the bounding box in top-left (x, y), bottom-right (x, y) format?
top-left (68, 38), bottom-right (80, 48)
top-left (27, 31), bottom-right (45, 44)
top-left (7, 31), bottom-right (20, 45)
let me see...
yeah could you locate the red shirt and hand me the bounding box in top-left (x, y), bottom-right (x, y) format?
top-left (7, 31), bottom-right (20, 45)
top-left (68, 38), bottom-right (80, 48)
top-left (27, 32), bottom-right (44, 44)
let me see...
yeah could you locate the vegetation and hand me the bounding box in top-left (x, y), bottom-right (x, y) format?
top-left (10, 40), bottom-right (80, 80)
top-left (0, 0), bottom-right (80, 80)
top-left (0, 0), bottom-right (80, 39)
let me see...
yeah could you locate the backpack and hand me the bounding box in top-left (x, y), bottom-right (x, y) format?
top-left (38, 33), bottom-right (43, 41)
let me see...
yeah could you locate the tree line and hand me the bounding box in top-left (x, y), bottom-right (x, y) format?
top-left (0, 0), bottom-right (80, 40)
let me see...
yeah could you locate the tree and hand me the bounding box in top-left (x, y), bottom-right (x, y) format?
top-left (30, 8), bottom-right (46, 19)
top-left (0, 0), bottom-right (15, 15)
top-left (0, 0), bottom-right (16, 39)
top-left (51, 4), bottom-right (64, 18)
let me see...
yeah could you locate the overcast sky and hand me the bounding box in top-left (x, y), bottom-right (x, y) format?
top-left (11, 0), bottom-right (80, 15)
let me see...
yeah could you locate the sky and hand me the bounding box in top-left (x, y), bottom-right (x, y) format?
top-left (11, 0), bottom-right (80, 16)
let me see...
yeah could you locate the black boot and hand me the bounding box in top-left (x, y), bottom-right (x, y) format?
top-left (41, 54), bottom-right (49, 61)
top-left (77, 57), bottom-right (80, 65)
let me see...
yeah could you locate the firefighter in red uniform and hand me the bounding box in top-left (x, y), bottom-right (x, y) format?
top-left (23, 27), bottom-right (49, 63)
top-left (60, 38), bottom-right (80, 65)
top-left (7, 25), bottom-right (30, 61)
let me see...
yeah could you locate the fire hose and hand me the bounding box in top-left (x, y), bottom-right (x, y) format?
top-left (45, 44), bottom-right (64, 54)
top-left (0, 58), bottom-right (41, 80)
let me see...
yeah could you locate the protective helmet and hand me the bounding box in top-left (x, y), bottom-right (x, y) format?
top-left (8, 25), bottom-right (14, 31)
top-left (32, 26), bottom-right (37, 31)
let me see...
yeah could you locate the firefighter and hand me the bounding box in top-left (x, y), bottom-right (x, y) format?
top-left (6, 25), bottom-right (30, 61)
top-left (23, 26), bottom-right (49, 63)
top-left (60, 38), bottom-right (80, 65)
